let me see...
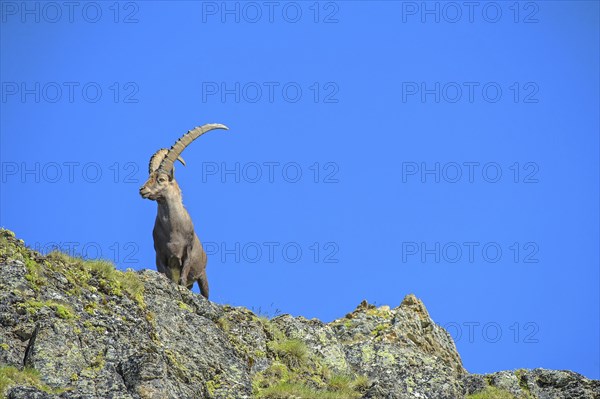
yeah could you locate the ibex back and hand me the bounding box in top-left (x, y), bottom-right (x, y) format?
top-left (139, 123), bottom-right (228, 299)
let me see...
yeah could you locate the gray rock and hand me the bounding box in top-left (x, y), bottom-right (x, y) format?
top-left (7, 386), bottom-right (54, 399)
top-left (0, 229), bottom-right (597, 399)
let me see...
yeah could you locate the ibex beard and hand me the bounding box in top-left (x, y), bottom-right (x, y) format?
top-left (139, 123), bottom-right (228, 299)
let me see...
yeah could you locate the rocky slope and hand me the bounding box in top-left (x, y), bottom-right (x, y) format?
top-left (0, 229), bottom-right (597, 399)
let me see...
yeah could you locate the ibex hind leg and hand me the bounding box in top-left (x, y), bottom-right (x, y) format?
top-left (197, 274), bottom-right (209, 299)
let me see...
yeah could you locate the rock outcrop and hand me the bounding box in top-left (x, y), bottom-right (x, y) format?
top-left (0, 229), bottom-right (597, 399)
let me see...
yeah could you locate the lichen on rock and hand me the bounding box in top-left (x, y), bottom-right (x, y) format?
top-left (0, 229), bottom-right (598, 399)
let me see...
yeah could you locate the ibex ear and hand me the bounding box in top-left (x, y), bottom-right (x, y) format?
top-left (167, 157), bottom-right (185, 181)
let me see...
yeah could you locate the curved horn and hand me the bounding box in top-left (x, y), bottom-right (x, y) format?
top-left (148, 149), bottom-right (168, 174)
top-left (157, 123), bottom-right (228, 175)
top-left (148, 149), bottom-right (186, 174)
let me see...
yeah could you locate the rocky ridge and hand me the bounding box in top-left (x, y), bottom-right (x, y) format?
top-left (0, 229), bottom-right (597, 399)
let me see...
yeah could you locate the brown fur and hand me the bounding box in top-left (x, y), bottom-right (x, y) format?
top-left (140, 170), bottom-right (209, 298)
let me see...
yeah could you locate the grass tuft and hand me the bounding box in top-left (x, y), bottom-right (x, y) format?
top-left (252, 360), bottom-right (367, 399)
top-left (257, 381), bottom-right (363, 399)
top-left (0, 366), bottom-right (62, 397)
top-left (45, 251), bottom-right (144, 306)
top-left (269, 339), bottom-right (308, 369)
top-left (466, 386), bottom-right (518, 399)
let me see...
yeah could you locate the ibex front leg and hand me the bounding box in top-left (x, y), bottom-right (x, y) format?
top-left (167, 256), bottom-right (182, 286)
top-left (179, 250), bottom-right (192, 287)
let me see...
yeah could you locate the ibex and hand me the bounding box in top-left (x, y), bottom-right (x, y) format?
top-left (139, 123), bottom-right (228, 299)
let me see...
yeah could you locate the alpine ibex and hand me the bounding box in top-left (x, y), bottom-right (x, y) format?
top-left (139, 123), bottom-right (228, 299)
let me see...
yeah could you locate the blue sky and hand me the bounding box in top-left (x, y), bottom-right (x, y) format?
top-left (1, 1), bottom-right (598, 379)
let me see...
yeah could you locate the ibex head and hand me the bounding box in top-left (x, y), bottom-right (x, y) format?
top-left (139, 123), bottom-right (228, 202)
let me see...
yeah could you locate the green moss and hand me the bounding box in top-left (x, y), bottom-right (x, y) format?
top-left (216, 316), bottom-right (231, 331)
top-left (19, 299), bottom-right (44, 315)
top-left (0, 366), bottom-right (61, 397)
top-left (466, 386), bottom-right (518, 399)
top-left (82, 320), bottom-right (106, 334)
top-left (254, 350), bottom-right (266, 358)
top-left (365, 306), bottom-right (392, 319)
top-left (0, 343), bottom-right (9, 351)
top-left (514, 369), bottom-right (534, 398)
top-left (80, 352), bottom-right (106, 378)
top-left (371, 323), bottom-right (388, 337)
top-left (379, 351), bottom-right (395, 367)
top-left (149, 330), bottom-right (161, 344)
top-left (19, 299), bottom-right (76, 320)
top-left (361, 345), bottom-right (375, 363)
top-left (84, 302), bottom-right (97, 315)
top-left (164, 349), bottom-right (189, 381)
top-left (265, 361), bottom-right (288, 379)
top-left (206, 373), bottom-right (222, 396)
top-left (252, 361), bottom-right (289, 393)
top-left (259, 318), bottom-right (286, 343)
top-left (0, 230), bottom-right (26, 265)
top-left (24, 257), bottom-right (44, 290)
top-left (90, 353), bottom-right (105, 372)
top-left (0, 229), bottom-right (15, 238)
top-left (54, 304), bottom-right (75, 319)
top-left (145, 311), bottom-right (156, 323)
top-left (178, 301), bottom-right (193, 312)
